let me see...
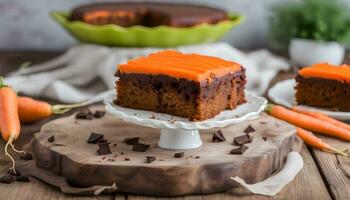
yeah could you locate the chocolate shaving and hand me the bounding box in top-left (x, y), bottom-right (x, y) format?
top-left (97, 141), bottom-right (112, 155)
top-left (87, 132), bottom-right (104, 144)
top-left (233, 134), bottom-right (253, 145)
top-left (174, 152), bottom-right (184, 158)
top-left (262, 137), bottom-right (267, 141)
top-left (52, 143), bottom-right (65, 146)
top-left (48, 135), bottom-right (55, 143)
top-left (195, 156), bottom-right (200, 159)
top-left (244, 125), bottom-right (255, 134)
top-left (0, 174), bottom-right (15, 184)
top-left (123, 137), bottom-right (140, 145)
top-left (145, 156), bottom-right (156, 163)
top-left (16, 175), bottom-right (30, 182)
top-left (230, 145), bottom-right (248, 155)
top-left (94, 110), bottom-right (106, 118)
top-left (124, 157), bottom-right (130, 161)
top-left (212, 130), bottom-right (226, 142)
top-left (20, 152), bottom-right (33, 160)
top-left (132, 143), bottom-right (150, 152)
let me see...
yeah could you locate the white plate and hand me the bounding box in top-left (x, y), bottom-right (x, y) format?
top-left (104, 90), bottom-right (267, 130)
top-left (268, 79), bottom-right (350, 120)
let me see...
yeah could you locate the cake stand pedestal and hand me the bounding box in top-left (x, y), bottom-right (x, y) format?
top-left (158, 129), bottom-right (202, 149)
top-left (104, 90), bottom-right (267, 150)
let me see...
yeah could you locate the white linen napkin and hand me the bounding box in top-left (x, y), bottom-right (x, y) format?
top-left (231, 151), bottom-right (304, 196)
top-left (5, 42), bottom-right (289, 103)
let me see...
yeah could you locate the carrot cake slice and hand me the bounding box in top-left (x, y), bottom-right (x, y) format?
top-left (70, 2), bottom-right (228, 27)
top-left (295, 63), bottom-right (350, 111)
top-left (115, 50), bottom-right (246, 121)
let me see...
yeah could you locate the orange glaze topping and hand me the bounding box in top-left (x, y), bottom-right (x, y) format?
top-left (299, 63), bottom-right (350, 83)
top-left (83, 10), bottom-right (136, 22)
top-left (118, 50), bottom-right (243, 81)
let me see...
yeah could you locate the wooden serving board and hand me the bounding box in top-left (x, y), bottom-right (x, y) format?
top-left (31, 106), bottom-right (296, 196)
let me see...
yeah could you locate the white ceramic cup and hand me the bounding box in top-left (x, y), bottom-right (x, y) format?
top-left (289, 38), bottom-right (345, 66)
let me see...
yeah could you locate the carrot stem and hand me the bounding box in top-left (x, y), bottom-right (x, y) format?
top-left (328, 147), bottom-right (348, 157)
top-left (0, 76), bottom-right (5, 88)
top-left (51, 101), bottom-right (87, 114)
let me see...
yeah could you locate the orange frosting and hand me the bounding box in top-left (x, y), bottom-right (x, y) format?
top-left (299, 63), bottom-right (350, 83)
top-left (83, 10), bottom-right (136, 22)
top-left (118, 50), bottom-right (242, 81)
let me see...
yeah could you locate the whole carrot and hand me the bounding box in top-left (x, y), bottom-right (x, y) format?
top-left (296, 128), bottom-right (347, 156)
top-left (18, 96), bottom-right (86, 123)
top-left (265, 104), bottom-right (350, 141)
top-left (291, 106), bottom-right (350, 131)
top-left (0, 77), bottom-right (21, 172)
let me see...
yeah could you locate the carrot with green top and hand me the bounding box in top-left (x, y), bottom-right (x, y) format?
top-left (296, 127), bottom-right (347, 156)
top-left (0, 77), bottom-right (22, 172)
top-left (18, 97), bottom-right (86, 123)
top-left (291, 106), bottom-right (350, 131)
top-left (265, 104), bottom-right (350, 141)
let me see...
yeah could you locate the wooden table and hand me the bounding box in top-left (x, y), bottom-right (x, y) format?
top-left (0, 52), bottom-right (349, 200)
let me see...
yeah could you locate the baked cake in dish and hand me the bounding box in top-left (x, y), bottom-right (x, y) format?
top-left (115, 50), bottom-right (246, 121)
top-left (295, 63), bottom-right (350, 111)
top-left (70, 2), bottom-right (228, 27)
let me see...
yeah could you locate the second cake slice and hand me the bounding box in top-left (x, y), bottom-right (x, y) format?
top-left (115, 50), bottom-right (246, 121)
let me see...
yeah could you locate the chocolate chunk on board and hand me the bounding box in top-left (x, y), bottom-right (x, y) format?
top-left (48, 135), bottom-right (55, 143)
top-left (145, 156), bottom-right (156, 163)
top-left (123, 137), bottom-right (140, 145)
top-left (94, 110), bottom-right (106, 118)
top-left (174, 152), bottom-right (184, 158)
top-left (212, 130), bottom-right (226, 142)
top-left (16, 175), bottom-right (30, 182)
top-left (132, 143), bottom-right (150, 152)
top-left (97, 141), bottom-right (112, 155)
top-left (233, 134), bottom-right (253, 145)
top-left (87, 132), bottom-right (104, 144)
top-left (124, 157), bottom-right (130, 161)
top-left (0, 174), bottom-right (15, 184)
top-left (230, 145), bottom-right (248, 155)
top-left (98, 139), bottom-right (108, 143)
top-left (262, 137), bottom-right (267, 141)
top-left (244, 125), bottom-right (255, 134)
top-left (20, 152), bottom-right (33, 160)
top-left (75, 110), bottom-right (94, 120)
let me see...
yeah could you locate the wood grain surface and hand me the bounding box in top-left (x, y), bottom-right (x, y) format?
top-left (30, 107), bottom-right (296, 196)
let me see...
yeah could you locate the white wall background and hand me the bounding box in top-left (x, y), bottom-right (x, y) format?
top-left (0, 0), bottom-right (349, 51)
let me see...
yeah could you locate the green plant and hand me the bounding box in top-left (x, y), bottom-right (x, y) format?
top-left (269, 0), bottom-right (350, 46)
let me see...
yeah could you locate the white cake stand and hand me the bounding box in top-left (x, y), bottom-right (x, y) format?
top-left (104, 90), bottom-right (267, 150)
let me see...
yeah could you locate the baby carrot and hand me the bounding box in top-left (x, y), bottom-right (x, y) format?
top-left (265, 104), bottom-right (350, 141)
top-left (296, 128), bottom-right (347, 156)
top-left (291, 106), bottom-right (350, 131)
top-left (18, 96), bottom-right (86, 123)
top-left (0, 77), bottom-right (22, 172)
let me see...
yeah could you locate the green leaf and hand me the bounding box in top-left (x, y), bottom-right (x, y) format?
top-left (269, 0), bottom-right (350, 46)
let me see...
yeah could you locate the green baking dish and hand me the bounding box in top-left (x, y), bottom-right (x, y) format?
top-left (51, 11), bottom-right (243, 47)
